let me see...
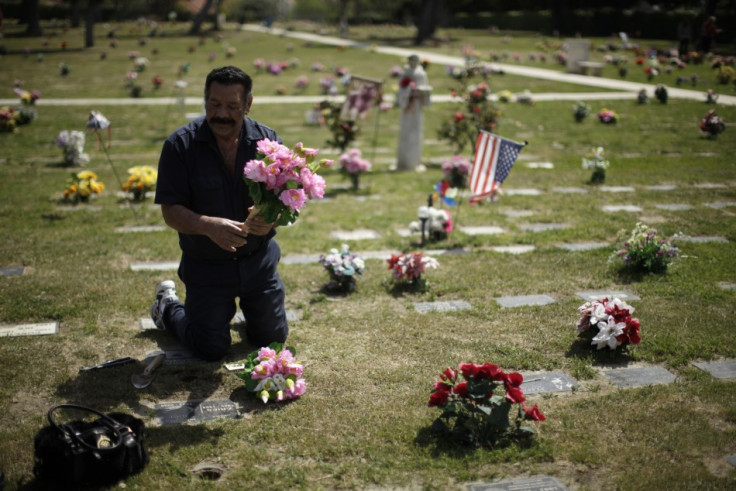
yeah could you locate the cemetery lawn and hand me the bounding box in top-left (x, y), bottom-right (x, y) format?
top-left (1, 21), bottom-right (736, 489)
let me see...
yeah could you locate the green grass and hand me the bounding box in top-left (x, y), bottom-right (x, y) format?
top-left (1, 20), bottom-right (735, 490)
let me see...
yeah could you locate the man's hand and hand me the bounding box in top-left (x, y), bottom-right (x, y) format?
top-left (204, 217), bottom-right (249, 252)
top-left (242, 207), bottom-right (276, 236)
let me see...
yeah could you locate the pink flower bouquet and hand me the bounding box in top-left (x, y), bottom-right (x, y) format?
top-left (237, 343), bottom-right (306, 403)
top-left (577, 297), bottom-right (641, 350)
top-left (243, 139), bottom-right (332, 226)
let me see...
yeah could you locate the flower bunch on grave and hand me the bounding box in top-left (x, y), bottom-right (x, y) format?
top-left (699, 109), bottom-right (725, 138)
top-left (63, 170), bottom-right (105, 203)
top-left (437, 80), bottom-right (501, 153)
top-left (427, 363), bottom-right (545, 447)
top-left (122, 165), bottom-right (157, 201)
top-left (572, 101), bottom-right (590, 122)
top-left (338, 148), bottom-right (371, 191)
top-left (636, 89), bottom-right (649, 104)
top-left (387, 252), bottom-right (438, 291)
top-left (706, 89), bottom-right (718, 104)
top-left (441, 155), bottom-right (470, 189)
top-left (609, 222), bottom-right (680, 273)
top-left (55, 130), bottom-right (90, 166)
top-left (237, 343), bottom-right (306, 403)
top-left (576, 297), bottom-right (641, 350)
top-left (0, 106), bottom-right (21, 133)
top-left (597, 108), bottom-right (618, 124)
top-left (581, 146), bottom-right (609, 184)
top-left (151, 75), bottom-right (163, 89)
top-left (496, 89), bottom-right (513, 103)
top-left (320, 100), bottom-right (359, 153)
top-left (125, 71), bottom-right (142, 97)
top-left (654, 84), bottom-right (668, 104)
top-left (242, 139), bottom-right (332, 227)
top-left (409, 206), bottom-right (452, 241)
top-left (319, 244), bottom-right (365, 293)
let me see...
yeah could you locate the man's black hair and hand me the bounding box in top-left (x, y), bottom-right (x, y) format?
top-left (204, 66), bottom-right (253, 101)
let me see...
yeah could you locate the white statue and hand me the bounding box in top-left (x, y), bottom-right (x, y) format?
top-left (396, 55), bottom-right (431, 171)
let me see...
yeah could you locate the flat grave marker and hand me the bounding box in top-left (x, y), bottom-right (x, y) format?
top-left (727, 455), bottom-right (736, 468)
top-left (705, 201), bottom-right (736, 209)
top-left (460, 225), bottom-right (505, 235)
top-left (694, 182), bottom-right (727, 189)
top-left (556, 242), bottom-right (608, 252)
top-left (56, 205), bottom-right (103, 212)
top-left (0, 266), bottom-right (25, 277)
top-left (155, 400), bottom-right (239, 425)
top-left (504, 188), bottom-right (543, 196)
top-left (330, 229), bottom-right (382, 241)
top-left (525, 162), bottom-right (554, 169)
top-left (601, 205), bottom-right (643, 213)
top-left (282, 253), bottom-right (320, 265)
top-left (467, 475), bottom-right (568, 491)
top-left (150, 348), bottom-right (202, 365)
top-left (553, 187), bottom-right (588, 194)
top-left (130, 261), bottom-right (179, 271)
top-left (655, 204), bottom-right (694, 211)
top-left (424, 248), bottom-right (471, 256)
top-left (520, 223), bottom-right (567, 233)
top-left (500, 209), bottom-right (535, 218)
top-left (677, 235), bottom-right (728, 243)
top-left (394, 228), bottom-right (414, 237)
top-left (576, 290), bottom-right (640, 301)
top-left (599, 365), bottom-right (677, 388)
top-left (719, 282), bottom-right (736, 291)
top-left (599, 186), bottom-right (635, 193)
top-left (490, 245), bottom-right (536, 254)
top-left (0, 322), bottom-right (59, 338)
top-left (494, 295), bottom-right (556, 308)
top-left (692, 360), bottom-right (736, 380)
top-left (414, 300), bottom-right (472, 314)
top-left (521, 371), bottom-right (578, 394)
top-left (646, 184), bottom-right (677, 191)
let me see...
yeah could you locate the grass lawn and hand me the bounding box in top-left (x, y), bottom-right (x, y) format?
top-left (0, 20), bottom-right (735, 490)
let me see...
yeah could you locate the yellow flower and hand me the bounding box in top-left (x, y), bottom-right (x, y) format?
top-left (77, 170), bottom-right (98, 180)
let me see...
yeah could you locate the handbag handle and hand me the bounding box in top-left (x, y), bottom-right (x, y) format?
top-left (47, 404), bottom-right (132, 453)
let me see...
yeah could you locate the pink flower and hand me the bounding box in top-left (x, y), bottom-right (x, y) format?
top-left (300, 168), bottom-right (325, 199)
top-left (244, 159), bottom-right (268, 182)
top-left (279, 188), bottom-right (307, 212)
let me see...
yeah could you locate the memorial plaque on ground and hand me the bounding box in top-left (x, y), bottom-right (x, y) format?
top-left (494, 295), bottom-right (556, 308)
top-left (424, 248), bottom-right (470, 256)
top-left (676, 235), bottom-right (728, 243)
top-left (694, 182), bottom-right (727, 189)
top-left (500, 209), bottom-right (535, 218)
top-left (394, 228), bottom-right (413, 237)
top-left (556, 242), bottom-right (608, 252)
top-left (655, 204), bottom-right (693, 211)
top-left (0, 322), bottom-right (59, 338)
top-left (330, 229), bottom-right (381, 241)
top-left (232, 309), bottom-right (300, 324)
top-left (504, 188), bottom-right (543, 196)
top-left (646, 184), bottom-right (677, 191)
top-left (490, 245), bottom-right (535, 254)
top-left (0, 265), bottom-right (25, 277)
top-left (553, 187), bottom-right (588, 194)
top-left (155, 400), bottom-right (239, 425)
top-left (599, 186), bottom-right (635, 193)
top-left (520, 223), bottom-right (567, 233)
top-left (360, 250), bottom-right (400, 260)
top-left (525, 162), bottom-right (554, 169)
top-left (130, 261), bottom-right (179, 271)
top-left (467, 475), bottom-right (568, 491)
top-left (460, 225), bottom-right (505, 235)
top-left (727, 455), bottom-right (736, 468)
top-left (719, 282), bottom-right (736, 291)
top-left (521, 371), bottom-right (578, 394)
top-left (156, 348), bottom-right (201, 365)
top-left (705, 201), bottom-right (736, 209)
top-left (693, 360), bottom-right (736, 380)
top-left (576, 290), bottom-right (640, 301)
top-left (282, 254), bottom-right (320, 265)
top-left (601, 205), bottom-right (643, 213)
top-left (599, 365), bottom-right (677, 388)
top-left (414, 300), bottom-right (472, 314)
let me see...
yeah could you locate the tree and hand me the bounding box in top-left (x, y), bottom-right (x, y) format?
top-left (85, 0), bottom-right (102, 47)
top-left (414, 0), bottom-right (443, 45)
top-left (189, 0), bottom-right (221, 35)
top-left (23, 0), bottom-right (43, 36)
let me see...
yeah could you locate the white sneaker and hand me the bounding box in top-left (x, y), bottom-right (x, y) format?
top-left (150, 280), bottom-right (179, 330)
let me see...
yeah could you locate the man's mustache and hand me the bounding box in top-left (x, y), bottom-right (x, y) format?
top-left (210, 117), bottom-right (236, 125)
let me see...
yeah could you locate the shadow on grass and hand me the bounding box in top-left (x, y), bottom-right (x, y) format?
top-left (414, 420), bottom-right (538, 458)
top-left (565, 336), bottom-right (636, 366)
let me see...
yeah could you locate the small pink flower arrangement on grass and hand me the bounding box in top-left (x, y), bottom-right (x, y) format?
top-left (598, 108), bottom-right (619, 124)
top-left (243, 139), bottom-right (332, 226)
top-left (441, 155), bottom-right (470, 189)
top-left (387, 252), bottom-right (438, 290)
top-left (237, 343), bottom-right (306, 403)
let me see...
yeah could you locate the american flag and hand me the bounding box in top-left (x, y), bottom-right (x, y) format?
top-left (468, 131), bottom-right (525, 203)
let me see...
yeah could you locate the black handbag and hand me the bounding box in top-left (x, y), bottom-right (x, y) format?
top-left (33, 404), bottom-right (149, 487)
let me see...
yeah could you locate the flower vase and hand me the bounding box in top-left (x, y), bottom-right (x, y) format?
top-left (350, 172), bottom-right (360, 191)
top-left (590, 167), bottom-right (606, 184)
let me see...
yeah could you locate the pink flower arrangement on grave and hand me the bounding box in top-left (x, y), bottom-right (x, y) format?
top-left (338, 148), bottom-right (371, 175)
top-left (237, 343), bottom-right (306, 403)
top-left (387, 252), bottom-right (439, 283)
top-left (597, 108), bottom-right (618, 124)
top-left (242, 139), bottom-right (332, 226)
top-left (428, 363), bottom-right (545, 446)
top-left (294, 75), bottom-right (309, 90)
top-left (441, 155), bottom-right (471, 189)
top-left (577, 297), bottom-right (641, 350)
top-left (699, 109), bottom-right (725, 137)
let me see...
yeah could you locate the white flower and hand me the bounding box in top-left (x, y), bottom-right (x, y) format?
top-left (591, 316), bottom-right (625, 350)
top-left (254, 373), bottom-right (286, 393)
